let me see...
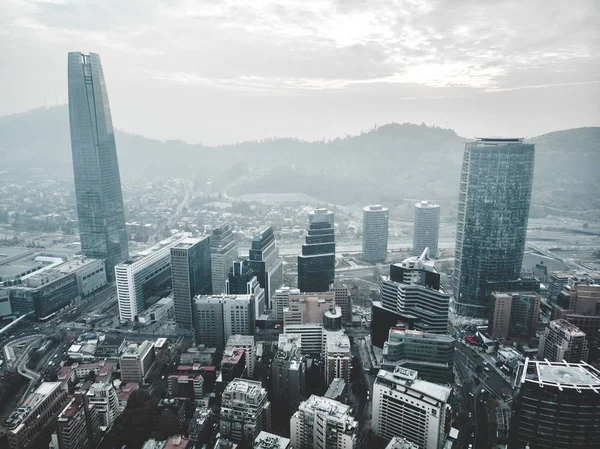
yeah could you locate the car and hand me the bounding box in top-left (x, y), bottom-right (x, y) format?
top-left (468, 412), bottom-right (472, 418)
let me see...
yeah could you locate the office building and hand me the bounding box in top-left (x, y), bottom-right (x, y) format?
top-left (454, 138), bottom-right (535, 317)
top-left (56, 396), bottom-right (101, 449)
top-left (538, 319), bottom-right (589, 363)
top-left (220, 378), bottom-right (271, 445)
top-left (221, 348), bottom-right (247, 383)
top-left (56, 257), bottom-right (107, 298)
top-left (171, 236), bottom-right (212, 330)
top-left (226, 334), bottom-right (256, 378)
top-left (248, 227), bottom-right (283, 308)
top-left (509, 360), bottom-right (600, 449)
top-left (284, 324), bottom-right (328, 356)
top-left (413, 201), bottom-right (440, 259)
top-left (195, 295), bottom-right (256, 350)
top-left (323, 306), bottom-right (343, 331)
top-left (8, 270), bottom-right (78, 319)
top-left (4, 382), bottom-right (68, 449)
top-left (382, 328), bottom-right (455, 384)
top-left (362, 205), bottom-right (389, 263)
top-left (188, 407), bottom-right (214, 447)
top-left (254, 432), bottom-right (291, 449)
top-left (325, 334), bottom-right (351, 386)
top-left (272, 287), bottom-right (299, 321)
top-left (115, 233), bottom-right (191, 322)
top-left (290, 395), bottom-right (358, 449)
top-left (376, 250), bottom-right (449, 340)
top-left (372, 367), bottom-right (451, 449)
top-left (227, 260), bottom-right (265, 317)
top-left (154, 399), bottom-right (186, 436)
top-left (86, 382), bottom-right (120, 430)
top-left (298, 208), bottom-right (335, 293)
top-left (68, 52), bottom-right (128, 279)
top-left (548, 272), bottom-right (574, 304)
top-left (168, 373), bottom-right (204, 404)
top-left (272, 334), bottom-right (305, 416)
top-left (283, 291), bottom-right (336, 327)
top-left (489, 292), bottom-right (541, 341)
top-left (180, 346), bottom-right (216, 366)
top-left (329, 282), bottom-right (352, 324)
top-left (211, 225), bottom-right (238, 295)
top-left (119, 340), bottom-right (156, 384)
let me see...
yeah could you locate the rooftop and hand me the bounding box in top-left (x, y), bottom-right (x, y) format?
top-left (364, 204), bottom-right (388, 212)
top-left (4, 382), bottom-right (62, 430)
top-left (222, 347), bottom-right (245, 365)
top-left (376, 367), bottom-right (451, 403)
top-left (414, 200), bottom-right (440, 209)
top-left (172, 235), bottom-right (209, 250)
top-left (324, 378), bottom-right (346, 399)
top-left (520, 360), bottom-right (600, 391)
top-left (164, 436), bottom-right (189, 449)
top-left (385, 436), bottom-right (420, 449)
top-left (299, 395), bottom-right (356, 426)
top-left (224, 378), bottom-right (264, 397)
top-left (549, 319), bottom-right (587, 337)
top-left (327, 334), bottom-right (351, 353)
top-left (254, 431), bottom-right (291, 449)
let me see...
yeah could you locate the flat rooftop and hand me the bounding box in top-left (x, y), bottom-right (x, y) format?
top-left (225, 378), bottom-right (264, 397)
top-left (254, 431), bottom-right (291, 449)
top-left (301, 395), bottom-right (354, 423)
top-left (376, 367), bottom-right (451, 403)
top-left (521, 360), bottom-right (600, 390)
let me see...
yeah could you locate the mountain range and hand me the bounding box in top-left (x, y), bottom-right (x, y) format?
top-left (1, 106), bottom-right (598, 218)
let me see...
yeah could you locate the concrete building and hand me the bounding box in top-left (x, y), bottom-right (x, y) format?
top-left (283, 291), bottom-right (336, 327)
top-left (298, 208), bottom-right (335, 293)
top-left (115, 233), bottom-right (191, 322)
top-left (413, 201), bottom-right (440, 259)
top-left (180, 346), bottom-right (216, 366)
top-left (227, 260), bottom-right (265, 318)
top-left (220, 378), bottom-right (271, 445)
top-left (489, 292), bottom-right (541, 341)
top-left (323, 306), bottom-right (343, 331)
top-left (254, 431), bottom-right (291, 449)
top-left (3, 382), bottom-right (67, 449)
top-left (188, 407), bottom-right (214, 447)
top-left (85, 382), bottom-right (120, 430)
top-left (329, 282), bottom-right (352, 324)
top-left (375, 250), bottom-right (449, 344)
top-left (8, 269), bottom-right (79, 319)
top-left (194, 294), bottom-right (256, 350)
top-left (362, 205), bottom-right (389, 263)
top-left (454, 138), bottom-right (535, 317)
top-left (372, 367), bottom-right (451, 449)
top-left (385, 437), bottom-right (419, 449)
top-left (68, 52), bottom-right (128, 280)
top-left (248, 227), bottom-right (283, 309)
top-left (290, 395), bottom-right (358, 449)
top-left (382, 328), bottom-right (455, 384)
top-left (324, 378), bottom-right (347, 402)
top-left (325, 334), bottom-right (351, 386)
top-left (119, 340), bottom-right (156, 384)
top-left (538, 319), bottom-right (589, 363)
top-left (168, 373), bottom-right (204, 404)
top-left (56, 257), bottom-right (107, 298)
top-left (284, 324), bottom-right (326, 356)
top-left (171, 236), bottom-right (212, 330)
top-left (221, 348), bottom-right (247, 383)
top-left (211, 225), bottom-right (238, 295)
top-left (272, 287), bottom-right (299, 321)
top-left (227, 334), bottom-right (256, 378)
top-left (137, 296), bottom-right (174, 325)
top-left (509, 360), bottom-right (600, 449)
top-left (56, 396), bottom-right (101, 449)
top-left (272, 334), bottom-right (305, 416)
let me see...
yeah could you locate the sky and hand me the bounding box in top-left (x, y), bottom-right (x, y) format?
top-left (0, 0), bottom-right (599, 144)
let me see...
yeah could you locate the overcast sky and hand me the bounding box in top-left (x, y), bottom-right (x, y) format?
top-left (1, 0), bottom-right (598, 144)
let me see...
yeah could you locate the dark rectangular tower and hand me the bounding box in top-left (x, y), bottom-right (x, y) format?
top-left (454, 138), bottom-right (534, 317)
top-left (298, 208), bottom-right (335, 293)
top-left (68, 52), bottom-right (129, 280)
top-left (248, 226), bottom-right (283, 308)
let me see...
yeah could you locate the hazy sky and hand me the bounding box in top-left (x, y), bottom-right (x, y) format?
top-left (1, 0), bottom-right (599, 144)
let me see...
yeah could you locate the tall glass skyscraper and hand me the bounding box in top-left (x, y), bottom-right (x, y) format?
top-left (248, 226), bottom-right (283, 309)
top-left (68, 52), bottom-right (128, 279)
top-left (362, 204), bottom-right (389, 263)
top-left (453, 138), bottom-right (534, 317)
top-left (298, 208), bottom-right (335, 292)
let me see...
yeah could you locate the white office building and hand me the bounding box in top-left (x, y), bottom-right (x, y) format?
top-left (291, 395), bottom-right (357, 449)
top-left (372, 367), bottom-right (451, 449)
top-left (362, 205), bottom-right (389, 263)
top-left (115, 232), bottom-right (191, 322)
top-left (413, 201), bottom-right (441, 259)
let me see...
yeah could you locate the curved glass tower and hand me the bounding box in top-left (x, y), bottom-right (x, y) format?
top-left (68, 52), bottom-right (128, 279)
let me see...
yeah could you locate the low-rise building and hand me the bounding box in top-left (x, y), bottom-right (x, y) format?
top-left (119, 340), bottom-right (156, 384)
top-left (86, 382), bottom-right (121, 430)
top-left (137, 296), bottom-right (174, 325)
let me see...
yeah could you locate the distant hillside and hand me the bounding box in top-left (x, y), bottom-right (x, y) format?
top-left (0, 106), bottom-right (598, 214)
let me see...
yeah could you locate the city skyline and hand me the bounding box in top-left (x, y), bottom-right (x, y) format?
top-left (1, 1), bottom-right (598, 144)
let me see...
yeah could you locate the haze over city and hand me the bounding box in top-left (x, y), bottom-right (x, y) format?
top-left (1, 0), bottom-right (599, 144)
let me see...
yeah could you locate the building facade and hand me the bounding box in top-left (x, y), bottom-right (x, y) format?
top-left (382, 328), bottom-right (455, 384)
top-left (56, 396), bottom-right (101, 449)
top-left (119, 340), bottom-right (156, 384)
top-left (248, 227), bottom-right (283, 309)
top-left (372, 368), bottom-right (451, 449)
top-left (220, 379), bottom-right (271, 445)
top-left (362, 205), bottom-right (389, 263)
top-left (290, 395), bottom-right (357, 449)
top-left (330, 282), bottom-right (352, 324)
top-left (68, 52), bottom-right (128, 279)
top-left (298, 209), bottom-right (335, 293)
top-left (283, 291), bottom-right (336, 327)
top-left (171, 236), bottom-right (212, 330)
top-left (538, 319), bottom-right (589, 362)
top-left (227, 334), bottom-right (257, 378)
top-left (489, 292), bottom-right (541, 341)
top-left (272, 334), bottom-right (305, 416)
top-left (413, 201), bottom-right (440, 259)
top-left (325, 334), bottom-right (351, 386)
top-left (210, 225), bottom-right (238, 295)
top-left (116, 233), bottom-right (190, 322)
top-left (454, 138), bottom-right (535, 317)
top-left (509, 360), bottom-right (600, 449)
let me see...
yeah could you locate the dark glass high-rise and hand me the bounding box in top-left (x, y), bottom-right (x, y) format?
top-left (453, 138), bottom-right (534, 317)
top-left (298, 208), bottom-right (335, 292)
top-left (68, 52), bottom-right (128, 279)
